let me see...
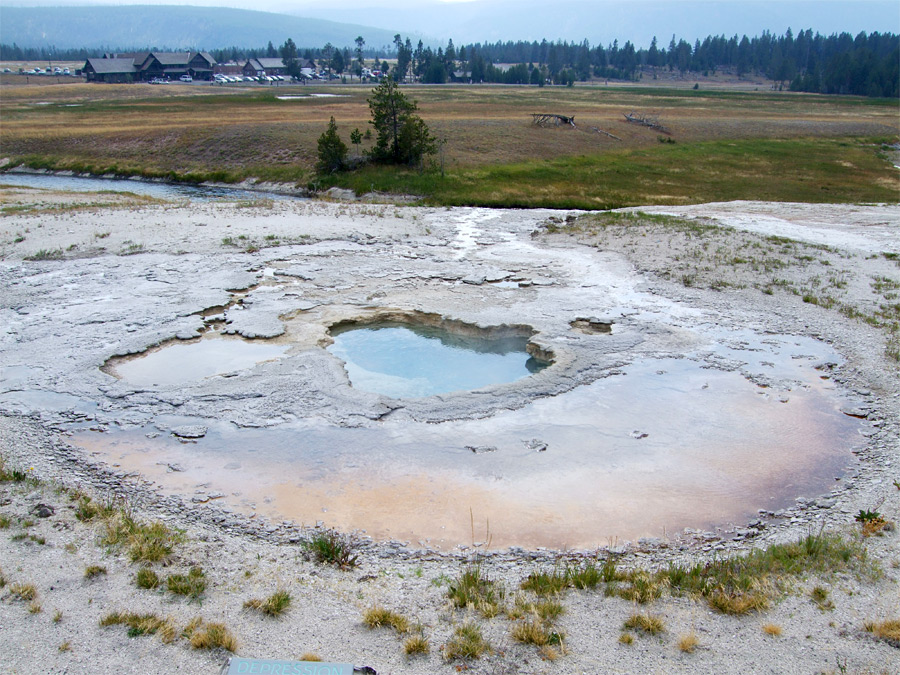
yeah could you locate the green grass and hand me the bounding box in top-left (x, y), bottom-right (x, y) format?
top-left (302, 529), bottom-right (358, 569)
top-left (328, 137), bottom-right (899, 209)
top-left (166, 567), bottom-right (206, 600)
top-left (659, 531), bottom-right (868, 614)
top-left (447, 566), bottom-right (505, 617)
top-left (24, 248), bottom-right (64, 261)
top-left (135, 567), bottom-right (160, 589)
top-left (442, 621), bottom-right (490, 660)
top-left (100, 511), bottom-right (181, 563)
top-left (0, 456), bottom-right (30, 482)
top-left (244, 590), bottom-right (292, 617)
top-left (100, 611), bottom-right (178, 643)
top-left (510, 616), bottom-right (565, 647)
top-left (520, 567), bottom-right (570, 596)
top-left (623, 612), bottom-right (665, 635)
top-left (84, 565), bottom-right (107, 579)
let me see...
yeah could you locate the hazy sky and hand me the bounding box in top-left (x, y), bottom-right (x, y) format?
top-left (5, 0), bottom-right (897, 45)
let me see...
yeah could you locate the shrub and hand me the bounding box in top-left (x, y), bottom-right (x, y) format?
top-left (302, 529), bottom-right (358, 569)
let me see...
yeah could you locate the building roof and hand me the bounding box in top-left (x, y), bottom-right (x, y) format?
top-left (84, 58), bottom-right (137, 74)
top-left (149, 52), bottom-right (193, 65)
top-left (247, 57), bottom-right (286, 71)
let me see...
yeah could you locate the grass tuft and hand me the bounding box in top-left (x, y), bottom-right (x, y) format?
top-left (244, 590), bottom-right (291, 617)
top-left (135, 567), bottom-right (160, 589)
top-left (521, 567), bottom-right (569, 596)
top-left (100, 611), bottom-right (177, 642)
top-left (442, 621), bottom-right (490, 661)
top-left (623, 613), bottom-right (665, 635)
top-left (447, 565), bottom-right (504, 618)
top-left (362, 606), bottom-right (409, 633)
top-left (864, 619), bottom-right (900, 643)
top-left (511, 617), bottom-right (563, 646)
top-left (403, 634), bottom-right (430, 655)
top-left (678, 631), bottom-right (700, 653)
top-left (762, 623), bottom-right (782, 636)
top-left (166, 567), bottom-right (206, 600)
top-left (84, 565), bottom-right (107, 579)
top-left (187, 620), bottom-right (238, 652)
top-left (9, 582), bottom-right (37, 601)
top-left (101, 512), bottom-right (181, 563)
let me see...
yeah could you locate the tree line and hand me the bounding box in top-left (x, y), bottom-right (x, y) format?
top-left (460, 29), bottom-right (900, 98)
top-left (2, 28), bottom-right (896, 97)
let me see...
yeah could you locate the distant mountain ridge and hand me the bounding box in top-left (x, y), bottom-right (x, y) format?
top-left (0, 5), bottom-right (407, 50)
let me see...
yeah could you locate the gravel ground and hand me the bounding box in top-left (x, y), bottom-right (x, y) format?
top-left (0, 186), bottom-right (898, 674)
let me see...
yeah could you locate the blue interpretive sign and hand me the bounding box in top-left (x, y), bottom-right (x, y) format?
top-left (224, 659), bottom-right (357, 675)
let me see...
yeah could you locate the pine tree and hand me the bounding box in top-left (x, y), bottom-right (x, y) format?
top-left (367, 77), bottom-right (436, 166)
top-left (316, 117), bottom-right (348, 174)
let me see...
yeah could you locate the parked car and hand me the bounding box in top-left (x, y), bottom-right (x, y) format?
top-left (179, 74), bottom-right (193, 82)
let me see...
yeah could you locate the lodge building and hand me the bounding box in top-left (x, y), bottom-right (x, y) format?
top-left (83, 51), bottom-right (217, 83)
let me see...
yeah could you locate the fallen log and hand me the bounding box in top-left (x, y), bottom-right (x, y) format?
top-left (532, 113), bottom-right (576, 128)
top-left (590, 126), bottom-right (622, 141)
top-left (623, 110), bottom-right (671, 135)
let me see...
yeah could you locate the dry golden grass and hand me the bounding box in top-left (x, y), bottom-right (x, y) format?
top-left (362, 605), bottom-right (409, 633)
top-left (762, 623), bottom-right (783, 636)
top-left (678, 631), bottom-right (700, 653)
top-left (864, 619), bottom-right (900, 641)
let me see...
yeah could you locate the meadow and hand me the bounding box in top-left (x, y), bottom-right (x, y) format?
top-left (1, 80), bottom-right (898, 208)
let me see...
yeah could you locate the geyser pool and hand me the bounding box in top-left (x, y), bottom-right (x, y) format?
top-left (326, 322), bottom-right (548, 397)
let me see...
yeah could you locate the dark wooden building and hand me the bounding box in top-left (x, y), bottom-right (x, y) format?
top-left (82, 52), bottom-right (216, 83)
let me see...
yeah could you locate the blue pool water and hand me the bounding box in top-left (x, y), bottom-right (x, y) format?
top-left (327, 324), bottom-right (547, 398)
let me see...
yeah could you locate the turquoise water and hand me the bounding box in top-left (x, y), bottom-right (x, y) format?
top-left (327, 324), bottom-right (547, 398)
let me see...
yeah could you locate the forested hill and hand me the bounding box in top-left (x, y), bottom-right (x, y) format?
top-left (0, 5), bottom-right (401, 53)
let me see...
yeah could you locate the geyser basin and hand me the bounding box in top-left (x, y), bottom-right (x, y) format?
top-left (77, 333), bottom-right (861, 551)
top-left (326, 319), bottom-right (549, 398)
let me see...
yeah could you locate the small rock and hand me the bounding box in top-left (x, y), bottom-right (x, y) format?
top-left (171, 425), bottom-right (207, 439)
top-left (523, 438), bottom-right (548, 452)
top-left (467, 445), bottom-right (497, 454)
top-left (31, 503), bottom-right (54, 518)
